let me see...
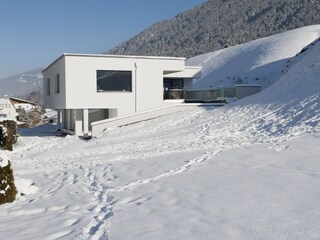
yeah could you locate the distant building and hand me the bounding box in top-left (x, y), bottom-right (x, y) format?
top-left (43, 53), bottom-right (201, 137)
top-left (9, 97), bottom-right (38, 112)
top-left (0, 98), bottom-right (17, 120)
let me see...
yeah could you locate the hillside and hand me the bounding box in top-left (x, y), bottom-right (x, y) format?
top-left (0, 68), bottom-right (43, 98)
top-left (0, 31), bottom-right (319, 239)
top-left (187, 25), bottom-right (320, 89)
top-left (108, 0), bottom-right (320, 58)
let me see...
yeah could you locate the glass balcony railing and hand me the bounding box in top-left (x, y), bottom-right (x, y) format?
top-left (164, 87), bottom-right (236, 103)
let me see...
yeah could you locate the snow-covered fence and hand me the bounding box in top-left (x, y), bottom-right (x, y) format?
top-left (184, 85), bottom-right (261, 103)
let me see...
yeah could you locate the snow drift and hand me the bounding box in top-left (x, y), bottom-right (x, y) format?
top-left (187, 25), bottom-right (320, 89)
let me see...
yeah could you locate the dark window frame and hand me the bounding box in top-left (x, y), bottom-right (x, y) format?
top-left (55, 74), bottom-right (60, 94)
top-left (47, 78), bottom-right (51, 96)
top-left (97, 70), bottom-right (132, 92)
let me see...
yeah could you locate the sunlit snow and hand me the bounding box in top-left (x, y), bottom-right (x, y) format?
top-left (0, 26), bottom-right (320, 239)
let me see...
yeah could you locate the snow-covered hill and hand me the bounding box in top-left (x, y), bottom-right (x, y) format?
top-left (187, 25), bottom-right (320, 89)
top-left (0, 68), bottom-right (43, 98)
top-left (0, 27), bottom-right (319, 239)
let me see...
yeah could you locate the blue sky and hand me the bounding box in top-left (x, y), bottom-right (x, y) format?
top-left (0, 0), bottom-right (207, 79)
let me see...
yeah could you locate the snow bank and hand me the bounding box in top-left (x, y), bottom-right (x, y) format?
top-left (15, 178), bottom-right (38, 196)
top-left (188, 25), bottom-right (320, 89)
top-left (0, 151), bottom-right (9, 168)
top-left (0, 117), bottom-right (16, 122)
top-left (42, 109), bottom-right (57, 119)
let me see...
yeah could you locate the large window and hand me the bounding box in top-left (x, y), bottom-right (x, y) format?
top-left (97, 70), bottom-right (132, 92)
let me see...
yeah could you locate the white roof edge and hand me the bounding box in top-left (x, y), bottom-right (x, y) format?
top-left (185, 66), bottom-right (202, 69)
top-left (43, 53), bottom-right (187, 72)
top-left (235, 84), bottom-right (262, 87)
top-left (63, 53), bottom-right (186, 61)
top-left (9, 97), bottom-right (38, 105)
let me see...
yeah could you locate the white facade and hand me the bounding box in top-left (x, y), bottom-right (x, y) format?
top-left (0, 98), bottom-right (17, 120)
top-left (14, 103), bottom-right (36, 111)
top-left (43, 53), bottom-right (201, 137)
top-left (9, 97), bottom-right (38, 112)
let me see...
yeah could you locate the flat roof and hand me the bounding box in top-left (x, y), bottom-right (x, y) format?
top-left (43, 53), bottom-right (187, 72)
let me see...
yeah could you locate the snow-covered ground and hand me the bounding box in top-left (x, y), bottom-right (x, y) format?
top-left (0, 27), bottom-right (320, 239)
top-left (187, 25), bottom-right (320, 89)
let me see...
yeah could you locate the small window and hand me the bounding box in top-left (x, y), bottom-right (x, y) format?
top-left (55, 74), bottom-right (60, 93)
top-left (97, 70), bottom-right (132, 92)
top-left (47, 78), bottom-right (51, 96)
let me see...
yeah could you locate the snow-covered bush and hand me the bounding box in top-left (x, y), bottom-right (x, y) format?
top-left (0, 120), bottom-right (18, 151)
top-left (16, 109), bottom-right (45, 128)
top-left (0, 153), bottom-right (17, 204)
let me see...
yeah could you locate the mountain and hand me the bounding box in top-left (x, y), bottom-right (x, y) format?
top-left (107, 0), bottom-right (320, 58)
top-left (0, 68), bottom-right (43, 98)
top-left (2, 28), bottom-right (320, 239)
top-left (187, 25), bottom-right (320, 89)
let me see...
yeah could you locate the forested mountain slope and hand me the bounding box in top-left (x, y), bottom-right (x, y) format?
top-left (108, 0), bottom-right (320, 58)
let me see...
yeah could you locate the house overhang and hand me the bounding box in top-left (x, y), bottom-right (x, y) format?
top-left (163, 66), bottom-right (202, 79)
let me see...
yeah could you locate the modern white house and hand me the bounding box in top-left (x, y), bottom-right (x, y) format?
top-left (0, 98), bottom-right (17, 120)
top-left (43, 53), bottom-right (202, 137)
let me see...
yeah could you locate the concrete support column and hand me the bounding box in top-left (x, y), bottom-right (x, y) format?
top-left (83, 109), bottom-right (89, 137)
top-left (66, 110), bottom-right (71, 129)
top-left (57, 109), bottom-right (61, 130)
top-left (61, 109), bottom-right (66, 129)
top-left (75, 109), bottom-right (83, 136)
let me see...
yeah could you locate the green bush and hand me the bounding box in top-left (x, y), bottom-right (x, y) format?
top-left (0, 159), bottom-right (17, 204)
top-left (0, 120), bottom-right (18, 151)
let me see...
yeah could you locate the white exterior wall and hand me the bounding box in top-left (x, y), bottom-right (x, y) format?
top-left (0, 100), bottom-right (17, 119)
top-left (64, 55), bottom-right (185, 115)
top-left (43, 57), bottom-right (66, 109)
top-left (14, 103), bottom-right (35, 111)
top-left (64, 56), bottom-right (135, 115)
top-left (44, 55), bottom-right (187, 116)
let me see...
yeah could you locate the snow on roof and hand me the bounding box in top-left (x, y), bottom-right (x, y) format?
top-left (0, 98), bottom-right (8, 109)
top-left (9, 97), bottom-right (37, 105)
top-left (0, 98), bottom-right (8, 105)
